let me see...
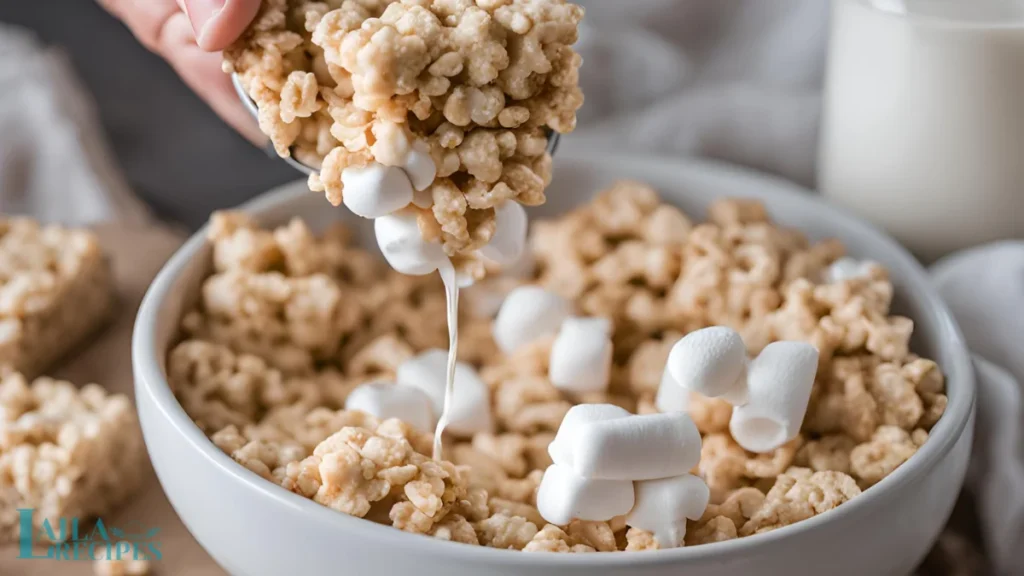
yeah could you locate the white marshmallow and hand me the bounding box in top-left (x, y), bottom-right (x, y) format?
top-left (548, 403), bottom-right (632, 466)
top-left (395, 349), bottom-right (493, 437)
top-left (626, 474), bottom-right (710, 548)
top-left (667, 327), bottom-right (749, 405)
top-left (654, 367), bottom-right (691, 413)
top-left (548, 317), bottom-right (613, 393)
top-left (375, 209), bottom-right (450, 276)
top-left (344, 382), bottom-right (435, 432)
top-left (824, 257), bottom-right (878, 283)
top-left (492, 286), bottom-right (571, 354)
top-left (403, 140), bottom-right (437, 194)
top-left (340, 163), bottom-right (414, 219)
top-left (536, 464), bottom-right (635, 525)
top-left (563, 412), bottom-right (702, 481)
top-left (479, 201), bottom-right (528, 266)
top-left (730, 341), bottom-right (819, 453)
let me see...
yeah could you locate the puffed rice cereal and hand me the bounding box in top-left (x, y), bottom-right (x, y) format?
top-left (0, 373), bottom-right (145, 543)
top-left (225, 0), bottom-right (585, 263)
top-left (0, 218), bottom-right (114, 379)
top-left (175, 184), bottom-right (948, 552)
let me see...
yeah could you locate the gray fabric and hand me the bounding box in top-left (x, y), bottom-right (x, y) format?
top-left (0, 0), bottom-right (296, 230)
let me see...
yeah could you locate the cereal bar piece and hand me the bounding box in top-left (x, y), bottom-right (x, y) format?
top-left (523, 524), bottom-right (596, 553)
top-left (624, 527), bottom-right (659, 552)
top-left (475, 512), bottom-right (539, 550)
top-left (0, 218), bottom-right (114, 378)
top-left (685, 516), bottom-right (738, 546)
top-left (739, 468), bottom-right (860, 536)
top-left (281, 426), bottom-right (467, 534)
top-left (0, 373), bottom-right (144, 543)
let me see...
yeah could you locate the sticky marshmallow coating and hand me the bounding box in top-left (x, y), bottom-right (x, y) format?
top-left (396, 349), bottom-right (493, 437)
top-left (655, 367), bottom-right (690, 413)
top-left (548, 403), bottom-right (633, 466)
top-left (403, 141), bottom-right (437, 194)
top-left (493, 286), bottom-right (572, 354)
top-left (479, 201), bottom-right (529, 266)
top-left (824, 257), bottom-right (877, 283)
top-left (730, 341), bottom-right (819, 453)
top-left (344, 381), bottom-right (436, 433)
top-left (567, 413), bottom-right (703, 481)
top-left (340, 163), bottom-right (415, 219)
top-left (536, 464), bottom-right (635, 525)
top-left (667, 326), bottom-right (749, 405)
top-left (626, 474), bottom-right (711, 548)
top-left (375, 209), bottom-right (450, 276)
top-left (548, 317), bottom-right (613, 393)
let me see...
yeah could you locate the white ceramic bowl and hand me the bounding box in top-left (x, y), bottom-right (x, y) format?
top-left (133, 151), bottom-right (975, 576)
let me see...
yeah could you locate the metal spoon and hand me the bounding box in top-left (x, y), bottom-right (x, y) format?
top-left (232, 73), bottom-right (561, 176)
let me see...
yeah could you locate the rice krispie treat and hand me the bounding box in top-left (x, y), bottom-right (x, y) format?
top-left (0, 218), bottom-right (114, 379)
top-left (175, 183), bottom-right (948, 553)
top-left (0, 372), bottom-right (145, 543)
top-left (224, 0), bottom-right (584, 262)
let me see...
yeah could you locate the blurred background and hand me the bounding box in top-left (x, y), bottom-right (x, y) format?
top-left (0, 1), bottom-right (1013, 574)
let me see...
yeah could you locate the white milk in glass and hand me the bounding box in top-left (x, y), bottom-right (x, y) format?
top-left (819, 0), bottom-right (1024, 262)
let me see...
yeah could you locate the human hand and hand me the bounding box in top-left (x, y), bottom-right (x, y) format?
top-left (98, 0), bottom-right (265, 145)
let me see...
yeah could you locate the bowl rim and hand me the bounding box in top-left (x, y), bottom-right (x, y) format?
top-left (132, 151), bottom-right (975, 567)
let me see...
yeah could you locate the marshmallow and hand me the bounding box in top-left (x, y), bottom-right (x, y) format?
top-left (375, 209), bottom-right (450, 276)
top-left (403, 140), bottom-right (437, 194)
top-left (395, 349), bottom-right (493, 437)
top-left (548, 403), bottom-right (632, 466)
top-left (824, 257), bottom-right (877, 283)
top-left (548, 317), bottom-right (613, 393)
top-left (479, 201), bottom-right (528, 266)
top-left (667, 327), bottom-right (749, 405)
top-left (558, 411), bottom-right (702, 481)
top-left (536, 464), bottom-right (635, 525)
top-left (626, 474), bottom-right (711, 548)
top-left (730, 341), bottom-right (819, 453)
top-left (492, 286), bottom-right (571, 354)
top-left (654, 367), bottom-right (691, 413)
top-left (344, 382), bottom-right (435, 432)
top-left (340, 163), bottom-right (415, 219)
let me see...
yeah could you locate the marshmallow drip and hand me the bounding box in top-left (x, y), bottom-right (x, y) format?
top-left (433, 261), bottom-right (460, 460)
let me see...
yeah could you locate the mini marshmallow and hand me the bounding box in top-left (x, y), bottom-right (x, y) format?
top-left (403, 140), bottom-right (437, 194)
top-left (548, 317), bottom-right (613, 393)
top-left (536, 464), bottom-right (635, 525)
top-left (548, 403), bottom-right (632, 466)
top-left (479, 201), bottom-right (528, 266)
top-left (626, 474), bottom-right (710, 548)
top-left (340, 163), bottom-right (415, 219)
top-left (395, 349), bottom-right (493, 437)
top-left (375, 209), bottom-right (450, 276)
top-left (655, 367), bottom-right (690, 413)
top-left (667, 327), bottom-right (749, 405)
top-left (561, 412), bottom-right (702, 481)
top-left (492, 286), bottom-right (572, 354)
top-left (344, 381), bottom-right (436, 432)
top-left (730, 341), bottom-right (819, 453)
top-left (824, 257), bottom-right (878, 283)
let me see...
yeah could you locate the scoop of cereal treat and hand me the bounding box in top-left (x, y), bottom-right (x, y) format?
top-left (224, 0), bottom-right (585, 267)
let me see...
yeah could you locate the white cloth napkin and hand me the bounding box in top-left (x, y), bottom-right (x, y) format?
top-left (0, 24), bottom-right (150, 226)
top-left (931, 244), bottom-right (1024, 574)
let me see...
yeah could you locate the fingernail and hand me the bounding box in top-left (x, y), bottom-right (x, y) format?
top-left (184, 0), bottom-right (227, 49)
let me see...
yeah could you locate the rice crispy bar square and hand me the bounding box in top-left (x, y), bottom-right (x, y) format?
top-left (0, 372), bottom-right (145, 543)
top-left (0, 218), bottom-right (115, 378)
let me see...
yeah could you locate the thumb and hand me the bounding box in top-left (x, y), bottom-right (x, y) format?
top-left (182, 0), bottom-right (261, 51)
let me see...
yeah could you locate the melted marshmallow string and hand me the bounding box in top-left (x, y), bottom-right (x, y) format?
top-left (433, 261), bottom-right (460, 460)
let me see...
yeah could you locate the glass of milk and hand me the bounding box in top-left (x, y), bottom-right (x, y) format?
top-left (819, 0), bottom-right (1024, 262)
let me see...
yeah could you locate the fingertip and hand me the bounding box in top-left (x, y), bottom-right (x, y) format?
top-left (188, 0), bottom-right (261, 51)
